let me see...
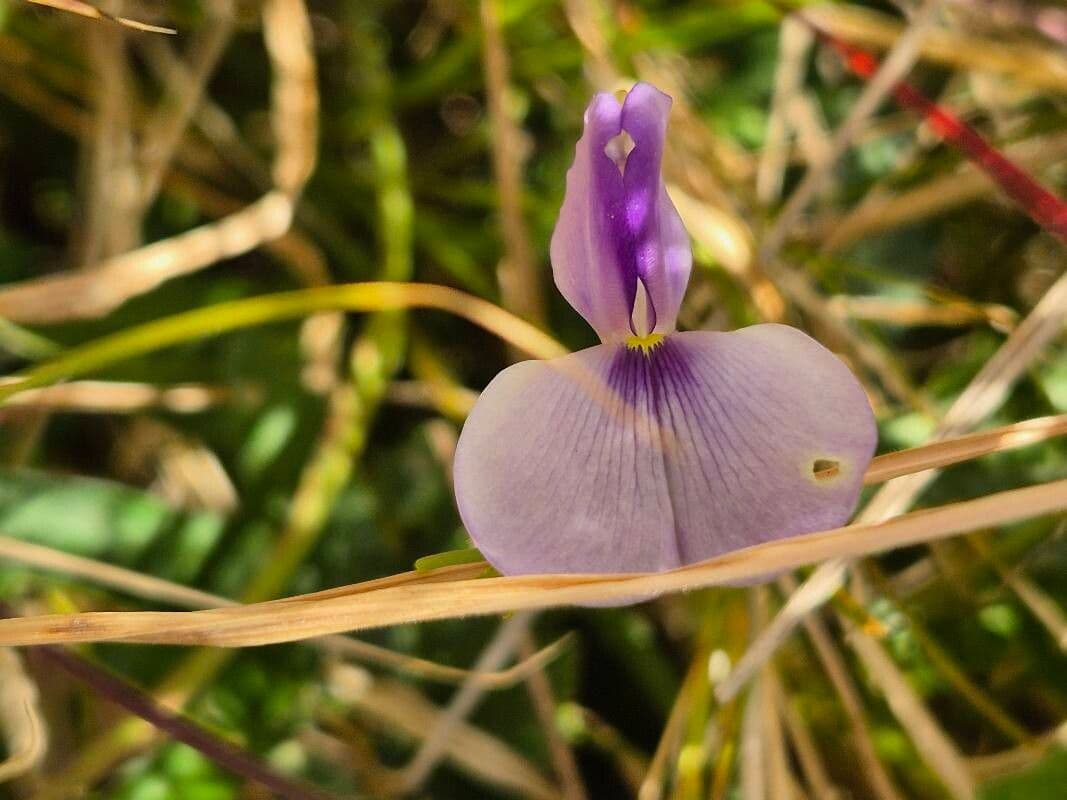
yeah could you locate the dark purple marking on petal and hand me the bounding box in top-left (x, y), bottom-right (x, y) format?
top-left (453, 325), bottom-right (877, 580)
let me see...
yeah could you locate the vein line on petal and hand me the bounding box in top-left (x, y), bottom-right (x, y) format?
top-left (687, 341), bottom-right (781, 481)
top-left (637, 347), bottom-right (680, 568)
top-left (646, 344), bottom-right (713, 567)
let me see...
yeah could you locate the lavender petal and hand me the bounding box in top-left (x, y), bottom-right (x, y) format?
top-left (453, 326), bottom-right (876, 577)
top-left (549, 93), bottom-right (637, 341)
top-left (619, 84), bottom-right (692, 335)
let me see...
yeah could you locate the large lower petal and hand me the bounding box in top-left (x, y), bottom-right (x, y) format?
top-left (453, 325), bottom-right (877, 576)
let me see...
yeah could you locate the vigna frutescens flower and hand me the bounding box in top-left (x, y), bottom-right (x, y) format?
top-left (454, 83), bottom-right (877, 576)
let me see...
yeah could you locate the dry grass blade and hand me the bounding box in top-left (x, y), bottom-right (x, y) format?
top-left (827, 295), bottom-right (1017, 331)
top-left (329, 665), bottom-right (559, 800)
top-left (0, 192), bottom-right (294, 324)
top-left (739, 649), bottom-right (765, 800)
top-left (0, 380), bottom-right (232, 416)
top-left (806, 3), bottom-right (1067, 92)
top-left (401, 613), bottom-right (533, 791)
top-left (638, 649), bottom-right (705, 800)
top-left (0, 0), bottom-right (317, 324)
top-left (859, 415), bottom-right (1067, 484)
top-left (481, 0), bottom-right (544, 327)
top-left (26, 0), bottom-right (176, 34)
top-left (0, 648), bottom-right (46, 783)
top-left (757, 16), bottom-right (812, 205)
top-left (849, 572), bottom-right (979, 799)
top-left (845, 623), bottom-right (976, 799)
top-left (0, 535), bottom-right (571, 688)
top-left (761, 0), bottom-right (941, 262)
top-left (771, 669), bottom-right (840, 800)
top-left (521, 634), bottom-right (588, 800)
top-left (968, 534), bottom-right (1067, 651)
top-left (821, 133), bottom-right (1067, 251)
top-left (720, 268), bottom-right (1067, 701)
top-left (777, 575), bottom-right (903, 800)
top-left (135, 0), bottom-right (235, 209)
top-left (0, 478), bottom-right (1062, 648)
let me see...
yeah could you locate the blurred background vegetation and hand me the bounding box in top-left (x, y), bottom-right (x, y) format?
top-left (0, 0), bottom-right (1065, 798)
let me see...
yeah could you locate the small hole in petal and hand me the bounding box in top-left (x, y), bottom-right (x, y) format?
top-left (812, 458), bottom-right (841, 481)
top-left (604, 131), bottom-right (635, 174)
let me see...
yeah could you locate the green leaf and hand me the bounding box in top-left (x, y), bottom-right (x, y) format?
top-left (0, 470), bottom-right (224, 575)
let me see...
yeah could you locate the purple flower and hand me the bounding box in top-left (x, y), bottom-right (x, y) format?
top-left (453, 83), bottom-right (877, 576)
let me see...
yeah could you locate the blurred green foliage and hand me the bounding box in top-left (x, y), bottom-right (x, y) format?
top-left (0, 0), bottom-right (1065, 798)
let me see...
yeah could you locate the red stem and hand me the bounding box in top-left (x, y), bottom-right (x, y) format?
top-left (814, 24), bottom-right (1067, 242)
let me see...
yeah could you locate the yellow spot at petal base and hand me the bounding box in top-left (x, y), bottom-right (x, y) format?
top-left (625, 333), bottom-right (666, 355)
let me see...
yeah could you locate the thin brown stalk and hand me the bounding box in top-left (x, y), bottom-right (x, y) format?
top-left (0, 380), bottom-right (232, 417)
top-left (842, 619), bottom-right (976, 799)
top-left (968, 534), bottom-right (1067, 651)
top-left (480, 0), bottom-right (545, 327)
top-left (135, 0), bottom-right (235, 210)
top-left (778, 575), bottom-right (903, 800)
top-left (26, 0), bottom-right (176, 34)
top-left (401, 612), bottom-right (535, 791)
top-left (806, 3), bottom-right (1067, 92)
top-left (16, 632), bottom-right (336, 800)
top-left (761, 0), bottom-right (942, 263)
top-left (822, 132), bottom-right (1067, 252)
top-left (638, 650), bottom-right (706, 800)
top-left (520, 634), bottom-right (588, 800)
top-left (772, 670), bottom-right (840, 800)
top-left (329, 664), bottom-right (559, 800)
top-left (0, 0), bottom-right (318, 324)
top-left (80, 20), bottom-right (139, 263)
top-left (757, 17), bottom-right (813, 205)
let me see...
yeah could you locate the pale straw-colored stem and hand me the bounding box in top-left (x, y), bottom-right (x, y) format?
top-left (401, 613), bottom-right (535, 791)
